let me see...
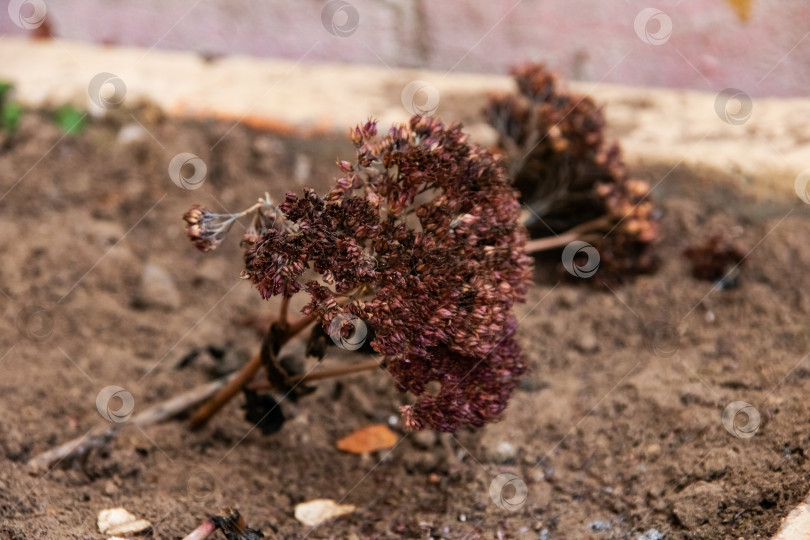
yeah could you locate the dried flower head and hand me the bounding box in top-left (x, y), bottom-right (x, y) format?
top-left (485, 63), bottom-right (659, 283)
top-left (184, 116), bottom-right (533, 432)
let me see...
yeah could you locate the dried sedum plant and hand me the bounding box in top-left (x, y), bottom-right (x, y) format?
top-left (184, 116), bottom-right (532, 432)
top-left (485, 63), bottom-right (660, 282)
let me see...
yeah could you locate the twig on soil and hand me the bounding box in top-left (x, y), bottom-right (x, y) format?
top-left (27, 373), bottom-right (238, 472)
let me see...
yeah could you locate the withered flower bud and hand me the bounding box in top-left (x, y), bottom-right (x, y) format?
top-left (183, 204), bottom-right (230, 252)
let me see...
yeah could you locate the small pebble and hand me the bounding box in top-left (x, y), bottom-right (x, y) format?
top-left (644, 443), bottom-right (662, 460)
top-left (484, 440), bottom-right (517, 463)
top-left (294, 499), bottom-right (355, 527)
top-left (589, 520), bottom-right (611, 531)
top-left (639, 529), bottom-right (664, 540)
top-left (98, 507), bottom-right (151, 536)
top-left (574, 331), bottom-right (599, 353)
top-left (132, 263), bottom-right (180, 310)
top-left (116, 123), bottom-right (148, 145)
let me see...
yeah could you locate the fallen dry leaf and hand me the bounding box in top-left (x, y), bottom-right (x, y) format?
top-left (97, 507), bottom-right (152, 536)
top-left (294, 499), bottom-right (355, 527)
top-left (336, 424), bottom-right (397, 454)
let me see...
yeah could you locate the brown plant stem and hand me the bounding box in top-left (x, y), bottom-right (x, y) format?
top-left (27, 372), bottom-right (238, 472)
top-left (189, 351), bottom-right (262, 430)
top-left (523, 230), bottom-right (581, 253)
top-left (247, 358), bottom-right (383, 391)
top-left (523, 216), bottom-right (609, 254)
top-left (278, 295), bottom-right (290, 325)
top-left (189, 313), bottom-right (317, 429)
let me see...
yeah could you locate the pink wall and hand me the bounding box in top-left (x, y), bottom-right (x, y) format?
top-left (2, 0), bottom-right (808, 97)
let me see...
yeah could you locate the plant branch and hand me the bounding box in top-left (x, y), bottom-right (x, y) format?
top-left (27, 372), bottom-right (237, 472)
top-left (278, 296), bottom-right (290, 325)
top-left (189, 314), bottom-right (317, 429)
top-left (248, 358), bottom-right (383, 392)
top-left (189, 352), bottom-right (263, 430)
top-left (523, 216), bottom-right (610, 253)
top-left (293, 358), bottom-right (382, 383)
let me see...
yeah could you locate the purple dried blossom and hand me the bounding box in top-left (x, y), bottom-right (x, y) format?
top-left (185, 116), bottom-right (533, 432)
top-left (486, 63), bottom-right (660, 283)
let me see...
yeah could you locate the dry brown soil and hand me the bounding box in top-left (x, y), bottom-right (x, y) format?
top-left (1, 108), bottom-right (809, 539)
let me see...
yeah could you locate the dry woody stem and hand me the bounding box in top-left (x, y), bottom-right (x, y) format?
top-left (27, 373), bottom-right (237, 472)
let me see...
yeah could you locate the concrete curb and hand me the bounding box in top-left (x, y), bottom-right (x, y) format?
top-left (1, 37), bottom-right (809, 202)
top-left (773, 495), bottom-right (810, 540)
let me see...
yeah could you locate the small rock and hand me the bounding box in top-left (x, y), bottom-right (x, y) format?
top-left (132, 263), bottom-right (180, 310)
top-left (589, 520), bottom-right (611, 531)
top-left (484, 440), bottom-right (517, 464)
top-left (644, 443), bottom-right (661, 460)
top-left (97, 507), bottom-right (151, 536)
top-left (411, 430), bottom-right (437, 450)
top-left (294, 499), bottom-right (355, 527)
top-left (638, 529), bottom-right (664, 540)
top-left (103, 481), bottom-right (118, 496)
top-left (116, 123), bottom-right (148, 145)
top-left (573, 331), bottom-right (599, 353)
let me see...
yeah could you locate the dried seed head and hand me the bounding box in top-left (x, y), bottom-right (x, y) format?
top-left (239, 116), bottom-right (533, 431)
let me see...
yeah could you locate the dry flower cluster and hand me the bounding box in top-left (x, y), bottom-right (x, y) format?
top-left (185, 116), bottom-right (532, 431)
top-left (485, 63), bottom-right (660, 282)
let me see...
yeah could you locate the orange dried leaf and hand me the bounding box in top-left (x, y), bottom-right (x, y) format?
top-left (337, 424), bottom-right (397, 454)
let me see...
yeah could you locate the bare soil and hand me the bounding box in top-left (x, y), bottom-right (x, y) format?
top-left (1, 108), bottom-right (809, 539)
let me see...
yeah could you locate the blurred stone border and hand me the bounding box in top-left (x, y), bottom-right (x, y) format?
top-left (1, 36), bottom-right (808, 200)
